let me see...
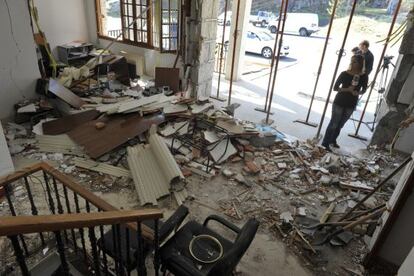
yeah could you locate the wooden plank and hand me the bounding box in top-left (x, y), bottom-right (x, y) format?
top-left (0, 163), bottom-right (43, 187)
top-left (320, 202), bottom-right (336, 224)
top-left (48, 79), bottom-right (85, 108)
top-left (43, 110), bottom-right (101, 135)
top-left (155, 67), bottom-right (180, 92)
top-left (73, 158), bottom-right (131, 178)
top-left (68, 113), bottom-right (165, 159)
top-left (0, 210), bottom-right (163, 236)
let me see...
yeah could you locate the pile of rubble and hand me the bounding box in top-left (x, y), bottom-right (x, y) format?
top-left (0, 71), bottom-right (405, 274)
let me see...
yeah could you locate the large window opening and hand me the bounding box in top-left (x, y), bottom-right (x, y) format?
top-left (95, 0), bottom-right (179, 51)
top-left (161, 0), bottom-right (179, 52)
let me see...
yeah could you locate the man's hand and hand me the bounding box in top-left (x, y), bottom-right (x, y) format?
top-left (400, 116), bottom-right (414, 128)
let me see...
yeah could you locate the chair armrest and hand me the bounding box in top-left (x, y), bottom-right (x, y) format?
top-left (203, 215), bottom-right (241, 233)
top-left (159, 205), bottom-right (189, 241)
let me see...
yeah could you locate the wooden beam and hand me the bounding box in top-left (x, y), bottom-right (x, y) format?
top-left (0, 163), bottom-right (43, 187)
top-left (0, 210), bottom-right (162, 236)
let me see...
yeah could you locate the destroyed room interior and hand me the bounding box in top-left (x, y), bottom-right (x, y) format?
top-left (2, 0), bottom-right (414, 275)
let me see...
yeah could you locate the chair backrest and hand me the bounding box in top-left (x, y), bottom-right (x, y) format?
top-left (208, 218), bottom-right (259, 276)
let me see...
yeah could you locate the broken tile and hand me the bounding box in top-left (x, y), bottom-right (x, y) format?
top-left (280, 211), bottom-right (293, 223)
top-left (277, 162), bottom-right (287, 169)
top-left (222, 169), bottom-right (234, 178)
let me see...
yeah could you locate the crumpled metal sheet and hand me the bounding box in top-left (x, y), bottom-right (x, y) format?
top-left (127, 127), bottom-right (184, 206)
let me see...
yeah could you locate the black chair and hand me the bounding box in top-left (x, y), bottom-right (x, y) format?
top-left (98, 205), bottom-right (189, 272)
top-left (159, 215), bottom-right (259, 276)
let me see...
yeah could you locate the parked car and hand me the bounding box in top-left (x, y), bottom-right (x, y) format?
top-left (218, 29), bottom-right (289, 59)
top-left (249, 11), bottom-right (274, 27)
top-left (268, 13), bottom-right (319, 37)
top-left (245, 30), bottom-right (289, 58)
top-left (217, 11), bottom-right (232, 26)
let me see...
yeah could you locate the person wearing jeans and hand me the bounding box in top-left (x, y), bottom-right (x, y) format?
top-left (322, 55), bottom-right (368, 151)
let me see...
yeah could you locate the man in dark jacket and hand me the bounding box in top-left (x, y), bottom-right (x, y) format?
top-left (359, 40), bottom-right (374, 76)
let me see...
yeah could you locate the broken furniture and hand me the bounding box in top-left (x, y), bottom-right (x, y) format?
top-left (159, 215), bottom-right (259, 276)
top-left (57, 43), bottom-right (93, 65)
top-left (98, 205), bottom-right (189, 272)
top-left (155, 67), bottom-right (180, 93)
top-left (94, 55), bottom-right (130, 86)
top-left (170, 117), bottom-right (237, 172)
top-left (48, 78), bottom-right (85, 108)
top-left (68, 113), bottom-right (165, 159)
top-left (42, 110), bottom-right (101, 135)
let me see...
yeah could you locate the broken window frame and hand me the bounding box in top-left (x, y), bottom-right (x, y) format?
top-left (160, 0), bottom-right (179, 53)
top-left (94, 0), bottom-right (180, 52)
top-left (95, 0), bottom-right (153, 49)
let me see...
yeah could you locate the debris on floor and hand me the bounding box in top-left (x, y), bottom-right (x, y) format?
top-left (0, 66), bottom-right (406, 275)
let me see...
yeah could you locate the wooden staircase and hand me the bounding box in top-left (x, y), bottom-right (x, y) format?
top-left (0, 162), bottom-right (163, 276)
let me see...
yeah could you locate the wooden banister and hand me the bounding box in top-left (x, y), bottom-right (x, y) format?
top-left (0, 210), bottom-right (163, 236)
top-left (0, 163), bottom-right (44, 187)
top-left (0, 162), bottom-right (163, 240)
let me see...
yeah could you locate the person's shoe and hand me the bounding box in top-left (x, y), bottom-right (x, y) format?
top-left (332, 142), bottom-right (340, 149)
top-left (322, 143), bottom-right (332, 152)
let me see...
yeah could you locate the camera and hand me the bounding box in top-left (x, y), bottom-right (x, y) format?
top-left (383, 55), bottom-right (394, 66)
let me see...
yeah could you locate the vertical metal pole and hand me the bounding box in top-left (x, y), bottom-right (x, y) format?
top-left (54, 231), bottom-right (71, 276)
top-left (349, 0), bottom-right (402, 140)
top-left (255, 0), bottom-right (285, 113)
top-left (227, 0), bottom-right (242, 105)
top-left (315, 0), bottom-right (359, 138)
top-left (153, 219), bottom-right (160, 276)
top-left (264, 0), bottom-right (289, 124)
top-left (212, 0), bottom-right (229, 101)
top-left (136, 221), bottom-right (145, 276)
top-left (4, 184), bottom-right (29, 256)
top-left (23, 176), bottom-right (45, 246)
top-left (9, 235), bottom-right (30, 276)
top-left (294, 0), bottom-right (339, 127)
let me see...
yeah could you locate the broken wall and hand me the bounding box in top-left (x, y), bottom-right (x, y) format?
top-left (0, 0), bottom-right (40, 119)
top-left (369, 153), bottom-right (414, 266)
top-left (34, 0), bottom-right (90, 56)
top-left (187, 0), bottom-right (220, 98)
top-left (84, 0), bottom-right (181, 78)
top-left (371, 10), bottom-right (414, 154)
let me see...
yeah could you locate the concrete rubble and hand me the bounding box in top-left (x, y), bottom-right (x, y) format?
top-left (0, 74), bottom-right (407, 275)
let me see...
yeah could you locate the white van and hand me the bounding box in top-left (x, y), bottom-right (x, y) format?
top-left (268, 13), bottom-right (319, 37)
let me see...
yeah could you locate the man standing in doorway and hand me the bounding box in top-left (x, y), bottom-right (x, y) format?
top-left (359, 40), bottom-right (374, 76)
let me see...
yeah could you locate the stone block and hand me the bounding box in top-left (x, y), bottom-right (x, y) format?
top-left (192, 61), bottom-right (215, 83)
top-left (201, 0), bottom-right (219, 19)
top-left (198, 41), bottom-right (216, 64)
top-left (201, 20), bottom-right (218, 40)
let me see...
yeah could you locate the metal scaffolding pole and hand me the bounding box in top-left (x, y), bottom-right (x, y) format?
top-left (227, 0), bottom-right (242, 106)
top-left (254, 1), bottom-right (285, 114)
top-left (294, 0), bottom-right (339, 127)
top-left (315, 0), bottom-right (359, 139)
top-left (348, 0), bottom-right (403, 141)
top-left (264, 0), bottom-right (289, 125)
top-left (211, 0), bottom-right (229, 102)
